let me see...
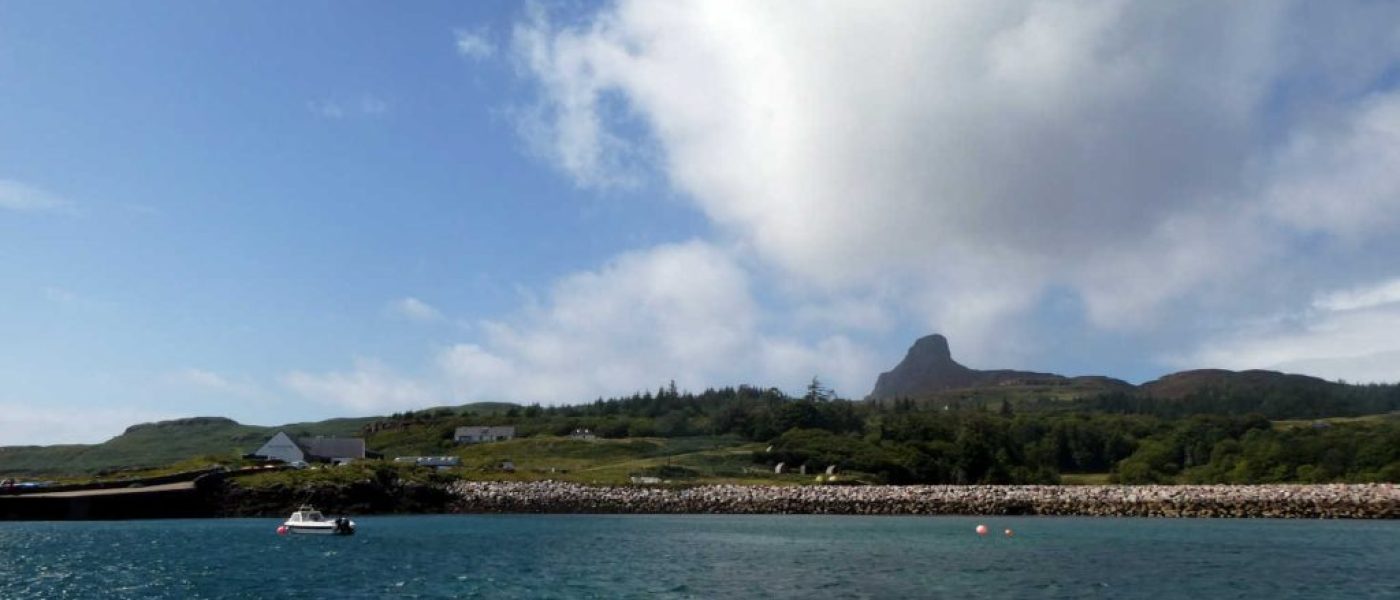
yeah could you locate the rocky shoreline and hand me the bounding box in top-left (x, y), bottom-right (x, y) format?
top-left (448, 482), bottom-right (1400, 519)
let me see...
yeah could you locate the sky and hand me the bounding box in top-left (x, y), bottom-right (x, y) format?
top-left (4, 1), bottom-right (1400, 445)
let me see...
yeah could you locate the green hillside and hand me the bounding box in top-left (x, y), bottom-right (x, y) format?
top-left (0, 403), bottom-right (520, 476)
top-left (5, 366), bottom-right (1399, 485)
top-left (0, 416), bottom-right (373, 476)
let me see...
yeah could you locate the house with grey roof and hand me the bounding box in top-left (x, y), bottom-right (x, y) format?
top-left (393, 456), bottom-right (461, 470)
top-left (454, 425), bottom-right (515, 444)
top-left (252, 432), bottom-right (370, 465)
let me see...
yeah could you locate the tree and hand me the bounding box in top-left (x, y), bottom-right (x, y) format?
top-left (805, 376), bottom-right (834, 402)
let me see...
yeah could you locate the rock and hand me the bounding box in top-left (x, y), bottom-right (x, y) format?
top-left (869, 334), bottom-right (1050, 399)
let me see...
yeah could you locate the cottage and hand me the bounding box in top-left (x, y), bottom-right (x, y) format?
top-left (252, 432), bottom-right (370, 465)
top-left (454, 425), bottom-right (516, 444)
top-left (393, 456), bottom-right (461, 470)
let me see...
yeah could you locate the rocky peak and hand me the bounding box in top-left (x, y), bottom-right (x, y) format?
top-left (909, 334), bottom-right (953, 363)
top-left (867, 334), bottom-right (1071, 400)
top-left (868, 334), bottom-right (979, 399)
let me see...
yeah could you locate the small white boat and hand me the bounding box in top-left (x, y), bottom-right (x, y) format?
top-left (277, 505), bottom-right (355, 536)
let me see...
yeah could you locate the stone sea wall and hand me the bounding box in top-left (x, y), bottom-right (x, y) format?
top-left (448, 482), bottom-right (1400, 519)
top-left (215, 480), bottom-right (454, 517)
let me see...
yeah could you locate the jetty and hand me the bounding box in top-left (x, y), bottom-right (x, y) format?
top-left (0, 468), bottom-right (249, 520)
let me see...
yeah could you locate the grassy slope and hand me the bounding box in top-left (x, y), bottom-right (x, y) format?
top-left (0, 416), bottom-right (377, 476)
top-left (0, 402), bottom-right (519, 476)
top-left (360, 415), bottom-right (815, 485)
top-left (251, 435), bottom-right (807, 487)
top-left (446, 436), bottom-right (792, 485)
top-left (1271, 411), bottom-right (1400, 430)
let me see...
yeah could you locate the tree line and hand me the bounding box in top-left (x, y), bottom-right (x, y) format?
top-left (373, 379), bottom-right (1400, 485)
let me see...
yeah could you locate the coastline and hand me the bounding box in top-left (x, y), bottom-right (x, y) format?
top-left (445, 481), bottom-right (1400, 519)
top-left (7, 476), bottom-right (1396, 520)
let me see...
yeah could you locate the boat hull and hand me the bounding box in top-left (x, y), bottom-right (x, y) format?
top-left (285, 524), bottom-right (353, 535)
top-left (279, 506), bottom-right (355, 535)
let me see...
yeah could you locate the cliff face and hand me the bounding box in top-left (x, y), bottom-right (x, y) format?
top-left (867, 334), bottom-right (1067, 400)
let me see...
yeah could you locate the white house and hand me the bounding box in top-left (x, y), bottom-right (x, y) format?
top-left (253, 432), bottom-right (368, 465)
top-left (454, 425), bottom-right (515, 444)
top-left (393, 456), bottom-right (461, 470)
top-left (254, 432), bottom-right (306, 463)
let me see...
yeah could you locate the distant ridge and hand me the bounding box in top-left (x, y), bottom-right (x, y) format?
top-left (1139, 369), bottom-right (1339, 399)
top-left (123, 416), bottom-right (239, 434)
top-left (865, 334), bottom-right (1400, 418)
top-left (867, 334), bottom-right (1130, 400)
top-left (0, 402), bottom-right (519, 476)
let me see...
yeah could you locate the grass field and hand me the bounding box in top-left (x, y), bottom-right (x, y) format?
top-left (433, 435), bottom-right (810, 485)
top-left (1272, 412), bottom-right (1400, 430)
top-left (223, 435), bottom-right (826, 489)
top-left (1059, 473), bottom-right (1113, 485)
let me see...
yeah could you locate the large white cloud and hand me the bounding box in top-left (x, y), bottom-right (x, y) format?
top-left (1267, 91), bottom-right (1400, 239)
top-left (438, 240), bottom-right (877, 403)
top-left (507, 1), bottom-right (1400, 375)
top-left (1183, 277), bottom-right (1400, 384)
top-left (0, 403), bottom-right (174, 446)
top-left (282, 358), bottom-right (438, 413)
top-left (285, 241), bottom-right (877, 410)
top-left (387, 297), bottom-right (445, 323)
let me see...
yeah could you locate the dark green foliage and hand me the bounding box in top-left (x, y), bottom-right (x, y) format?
top-left (1072, 381), bottom-right (1400, 419)
top-left (8, 376), bottom-right (1399, 485)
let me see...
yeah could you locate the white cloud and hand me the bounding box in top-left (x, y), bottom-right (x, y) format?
top-left (506, 0), bottom-right (1400, 372)
top-left (455, 27), bottom-right (496, 60)
top-left (0, 179), bottom-right (75, 214)
top-left (43, 286), bottom-right (80, 305)
top-left (389, 297), bottom-right (445, 322)
top-left (275, 3), bottom-right (1400, 411)
top-left (308, 100), bottom-right (347, 119)
top-left (161, 363), bottom-right (264, 397)
top-left (1184, 277), bottom-right (1400, 383)
top-left (163, 368), bottom-right (235, 390)
top-left (359, 95), bottom-right (388, 115)
top-left (0, 403), bottom-right (174, 445)
top-left (282, 358), bottom-right (437, 413)
top-left (1313, 277), bottom-right (1400, 313)
top-left (1267, 91), bottom-right (1400, 239)
top-left (308, 95), bottom-right (389, 119)
top-left (791, 295), bottom-right (895, 334)
top-left (437, 240), bottom-right (879, 403)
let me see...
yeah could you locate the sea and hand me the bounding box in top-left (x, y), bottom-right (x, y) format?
top-left (1, 515), bottom-right (1397, 599)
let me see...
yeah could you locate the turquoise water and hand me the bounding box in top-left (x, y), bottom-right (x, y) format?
top-left (1, 515), bottom-right (1397, 598)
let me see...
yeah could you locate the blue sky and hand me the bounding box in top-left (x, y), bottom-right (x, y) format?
top-left (4, 2), bottom-right (1400, 444)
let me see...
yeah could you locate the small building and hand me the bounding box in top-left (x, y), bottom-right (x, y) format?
top-left (252, 432), bottom-right (370, 465)
top-left (568, 428), bottom-right (596, 440)
top-left (393, 456), bottom-right (461, 470)
top-left (454, 425), bottom-right (516, 444)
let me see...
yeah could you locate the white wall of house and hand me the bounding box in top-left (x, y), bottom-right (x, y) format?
top-left (454, 426), bottom-right (515, 444)
top-left (254, 431), bottom-right (306, 463)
